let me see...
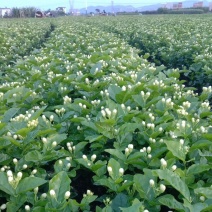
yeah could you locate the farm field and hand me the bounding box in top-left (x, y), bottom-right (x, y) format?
top-left (0, 19), bottom-right (53, 73)
top-left (81, 15), bottom-right (212, 91)
top-left (0, 16), bottom-right (211, 212)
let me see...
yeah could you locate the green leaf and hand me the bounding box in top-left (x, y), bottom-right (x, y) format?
top-left (155, 169), bottom-right (190, 201)
top-left (0, 153), bottom-right (11, 165)
top-left (0, 137), bottom-right (11, 150)
top-left (7, 194), bottom-right (27, 212)
top-left (96, 205), bottom-right (113, 212)
top-left (187, 164), bottom-right (211, 175)
top-left (111, 193), bottom-right (130, 212)
top-left (105, 149), bottom-right (126, 161)
top-left (0, 172), bottom-right (15, 195)
top-left (199, 150), bottom-right (212, 157)
top-left (25, 150), bottom-right (43, 162)
top-left (132, 95), bottom-right (145, 107)
top-left (49, 171), bottom-right (71, 203)
top-left (158, 194), bottom-right (186, 211)
top-left (29, 106), bottom-right (47, 121)
top-left (90, 62), bottom-right (102, 75)
top-left (95, 121), bottom-right (115, 139)
top-left (133, 173), bottom-right (156, 201)
top-left (126, 152), bottom-right (144, 164)
top-left (194, 187), bottom-right (212, 199)
top-left (120, 198), bottom-right (144, 212)
top-left (164, 140), bottom-right (186, 162)
top-left (63, 200), bottom-right (79, 212)
top-left (190, 140), bottom-right (211, 150)
top-left (108, 158), bottom-right (121, 181)
top-left (108, 85), bottom-right (122, 102)
top-left (200, 112), bottom-right (212, 119)
top-left (2, 108), bottom-right (20, 123)
top-left (202, 134), bottom-right (212, 140)
top-left (16, 176), bottom-right (47, 194)
top-left (5, 136), bottom-right (21, 147)
top-left (201, 205), bottom-right (212, 212)
top-left (32, 207), bottom-right (45, 212)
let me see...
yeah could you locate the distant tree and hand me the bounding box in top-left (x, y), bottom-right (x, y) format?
top-left (11, 7), bottom-right (36, 18)
top-left (23, 7), bottom-right (37, 17)
top-left (95, 9), bottom-right (100, 13)
top-left (11, 7), bottom-right (20, 18)
top-left (157, 8), bottom-right (169, 14)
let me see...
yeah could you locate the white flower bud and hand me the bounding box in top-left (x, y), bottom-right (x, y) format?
top-left (0, 167), bottom-right (5, 172)
top-left (23, 164), bottom-right (28, 169)
top-left (160, 158), bottom-right (167, 168)
top-left (50, 189), bottom-right (56, 197)
top-left (7, 170), bottom-right (13, 177)
top-left (64, 191), bottom-right (71, 199)
top-left (107, 166), bottom-right (112, 173)
top-left (32, 169), bottom-right (37, 175)
top-left (91, 154), bottom-right (97, 162)
top-left (127, 106), bottom-right (131, 111)
top-left (34, 187), bottom-right (39, 194)
top-left (159, 127), bottom-right (163, 132)
top-left (52, 141), bottom-right (57, 147)
top-left (125, 147), bottom-right (129, 154)
top-left (41, 193), bottom-right (47, 199)
top-left (172, 165), bottom-right (177, 171)
top-left (122, 86), bottom-right (126, 91)
top-left (13, 134), bottom-right (18, 140)
top-left (50, 115), bottom-right (54, 122)
top-left (113, 109), bottom-right (117, 115)
top-left (147, 146), bottom-right (151, 153)
top-left (66, 163), bottom-right (71, 168)
top-left (101, 110), bottom-right (106, 117)
top-left (200, 196), bottom-right (205, 202)
top-left (119, 168), bottom-right (124, 175)
top-left (13, 158), bottom-right (18, 164)
top-left (180, 139), bottom-right (184, 145)
top-left (82, 155), bottom-right (87, 160)
top-left (128, 144), bottom-right (133, 150)
top-left (17, 172), bottom-right (23, 179)
top-left (149, 179), bottom-right (155, 187)
top-left (87, 189), bottom-right (93, 195)
top-left (160, 184), bottom-right (166, 192)
top-left (8, 176), bottom-right (13, 182)
top-left (25, 205), bottom-right (30, 211)
top-left (0, 204), bottom-right (6, 210)
top-left (42, 137), bottom-right (47, 143)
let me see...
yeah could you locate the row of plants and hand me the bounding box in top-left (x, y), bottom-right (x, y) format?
top-left (0, 19), bottom-right (53, 73)
top-left (82, 15), bottom-right (212, 91)
top-left (0, 18), bottom-right (212, 211)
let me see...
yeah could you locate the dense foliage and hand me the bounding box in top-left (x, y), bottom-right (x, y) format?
top-left (0, 17), bottom-right (211, 212)
top-left (83, 15), bottom-right (212, 91)
top-left (0, 19), bottom-right (53, 73)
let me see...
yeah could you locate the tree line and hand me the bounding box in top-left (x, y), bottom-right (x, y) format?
top-left (3, 7), bottom-right (66, 18)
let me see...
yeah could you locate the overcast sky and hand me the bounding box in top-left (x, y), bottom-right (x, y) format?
top-left (0, 0), bottom-right (177, 10)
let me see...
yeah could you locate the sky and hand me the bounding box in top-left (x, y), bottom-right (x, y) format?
top-left (0, 0), bottom-right (180, 10)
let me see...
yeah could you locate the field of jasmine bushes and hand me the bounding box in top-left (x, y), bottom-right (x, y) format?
top-left (0, 16), bottom-right (211, 212)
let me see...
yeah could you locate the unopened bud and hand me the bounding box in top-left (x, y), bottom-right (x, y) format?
top-left (149, 179), bottom-right (155, 187)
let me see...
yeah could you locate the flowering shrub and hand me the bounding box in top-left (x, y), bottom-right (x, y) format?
top-left (83, 15), bottom-right (212, 91)
top-left (0, 18), bottom-right (211, 211)
top-left (0, 19), bottom-right (53, 73)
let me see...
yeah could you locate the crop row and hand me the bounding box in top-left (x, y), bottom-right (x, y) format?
top-left (80, 15), bottom-right (212, 91)
top-left (0, 18), bottom-right (212, 211)
top-left (0, 19), bottom-right (53, 73)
